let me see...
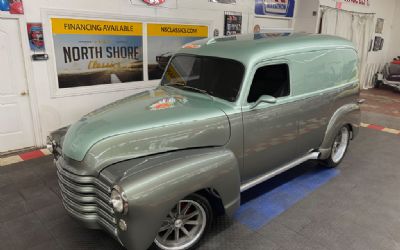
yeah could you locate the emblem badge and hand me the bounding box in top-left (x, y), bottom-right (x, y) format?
top-left (149, 96), bottom-right (187, 111)
top-left (143, 0), bottom-right (166, 6)
top-left (182, 44), bottom-right (201, 49)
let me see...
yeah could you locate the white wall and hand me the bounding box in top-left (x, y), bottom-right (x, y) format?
top-left (293, 0), bottom-right (398, 87)
top-left (9, 0), bottom-right (400, 150)
top-left (387, 0), bottom-right (400, 60)
top-left (294, 0), bottom-right (319, 33)
top-left (19, 0), bottom-right (294, 146)
top-left (318, 0), bottom-right (396, 65)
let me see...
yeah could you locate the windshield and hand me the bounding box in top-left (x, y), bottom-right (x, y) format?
top-left (161, 54), bottom-right (245, 102)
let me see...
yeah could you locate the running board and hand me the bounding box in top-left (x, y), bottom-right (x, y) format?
top-left (240, 152), bottom-right (320, 192)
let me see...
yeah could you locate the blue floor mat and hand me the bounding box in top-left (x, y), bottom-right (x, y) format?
top-left (235, 163), bottom-right (339, 230)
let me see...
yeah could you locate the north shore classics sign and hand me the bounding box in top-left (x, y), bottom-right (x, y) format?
top-left (51, 18), bottom-right (143, 88)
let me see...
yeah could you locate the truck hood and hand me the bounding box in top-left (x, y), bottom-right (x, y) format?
top-left (62, 87), bottom-right (230, 165)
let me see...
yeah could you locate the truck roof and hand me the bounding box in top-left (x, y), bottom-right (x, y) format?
top-left (178, 33), bottom-right (356, 65)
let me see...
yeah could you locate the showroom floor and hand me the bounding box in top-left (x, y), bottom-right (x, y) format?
top-left (0, 89), bottom-right (399, 250)
top-left (361, 87), bottom-right (400, 118)
top-left (361, 86), bottom-right (400, 129)
top-left (1, 128), bottom-right (399, 250)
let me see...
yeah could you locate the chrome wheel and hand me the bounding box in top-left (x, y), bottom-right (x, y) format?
top-left (331, 126), bottom-right (350, 164)
top-left (155, 199), bottom-right (207, 250)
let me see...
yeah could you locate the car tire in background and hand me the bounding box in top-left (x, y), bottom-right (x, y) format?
top-left (153, 193), bottom-right (213, 250)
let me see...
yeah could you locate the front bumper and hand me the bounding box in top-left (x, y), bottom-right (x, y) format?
top-left (55, 157), bottom-right (120, 241)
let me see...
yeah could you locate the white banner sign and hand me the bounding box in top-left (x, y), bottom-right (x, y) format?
top-left (342, 0), bottom-right (370, 7)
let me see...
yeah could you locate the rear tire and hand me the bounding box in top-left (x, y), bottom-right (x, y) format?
top-left (321, 126), bottom-right (350, 168)
top-left (153, 194), bottom-right (213, 250)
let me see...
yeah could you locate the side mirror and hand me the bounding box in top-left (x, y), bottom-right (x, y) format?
top-left (250, 95), bottom-right (277, 109)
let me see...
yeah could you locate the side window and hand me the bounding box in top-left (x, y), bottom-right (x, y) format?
top-left (247, 64), bottom-right (290, 103)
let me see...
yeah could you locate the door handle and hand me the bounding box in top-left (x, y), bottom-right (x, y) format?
top-left (20, 91), bottom-right (29, 96)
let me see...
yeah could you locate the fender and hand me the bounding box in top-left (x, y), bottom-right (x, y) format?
top-left (101, 147), bottom-right (241, 250)
top-left (319, 103), bottom-right (361, 159)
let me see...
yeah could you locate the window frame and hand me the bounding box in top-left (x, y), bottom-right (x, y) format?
top-left (244, 60), bottom-right (292, 106)
top-left (161, 53), bottom-right (246, 102)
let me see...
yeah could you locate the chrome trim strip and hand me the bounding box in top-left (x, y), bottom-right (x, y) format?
top-left (240, 152), bottom-right (320, 192)
top-left (62, 201), bottom-right (118, 237)
top-left (58, 182), bottom-right (114, 215)
top-left (60, 192), bottom-right (116, 225)
top-left (382, 79), bottom-right (400, 89)
top-left (383, 78), bottom-right (400, 85)
top-left (56, 163), bottom-right (111, 193)
top-left (57, 172), bottom-right (111, 202)
top-left (55, 157), bottom-right (117, 237)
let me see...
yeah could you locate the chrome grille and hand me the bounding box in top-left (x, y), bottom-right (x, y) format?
top-left (56, 161), bottom-right (117, 237)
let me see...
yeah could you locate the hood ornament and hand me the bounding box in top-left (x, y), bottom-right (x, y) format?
top-left (149, 95), bottom-right (187, 111)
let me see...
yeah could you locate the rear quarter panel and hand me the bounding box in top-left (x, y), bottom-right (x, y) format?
top-left (286, 48), bottom-right (360, 154)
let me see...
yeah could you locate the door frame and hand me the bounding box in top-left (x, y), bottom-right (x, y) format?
top-left (0, 13), bottom-right (43, 149)
top-left (240, 58), bottom-right (292, 109)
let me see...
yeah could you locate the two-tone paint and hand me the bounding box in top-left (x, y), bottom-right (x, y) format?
top-left (50, 33), bottom-right (361, 250)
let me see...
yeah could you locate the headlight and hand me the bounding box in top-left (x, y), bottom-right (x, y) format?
top-left (111, 186), bottom-right (128, 214)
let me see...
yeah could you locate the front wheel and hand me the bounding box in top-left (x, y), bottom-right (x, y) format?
top-left (321, 126), bottom-right (350, 168)
top-left (153, 194), bottom-right (213, 250)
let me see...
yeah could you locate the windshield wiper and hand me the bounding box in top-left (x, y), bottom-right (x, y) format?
top-left (165, 84), bottom-right (215, 101)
